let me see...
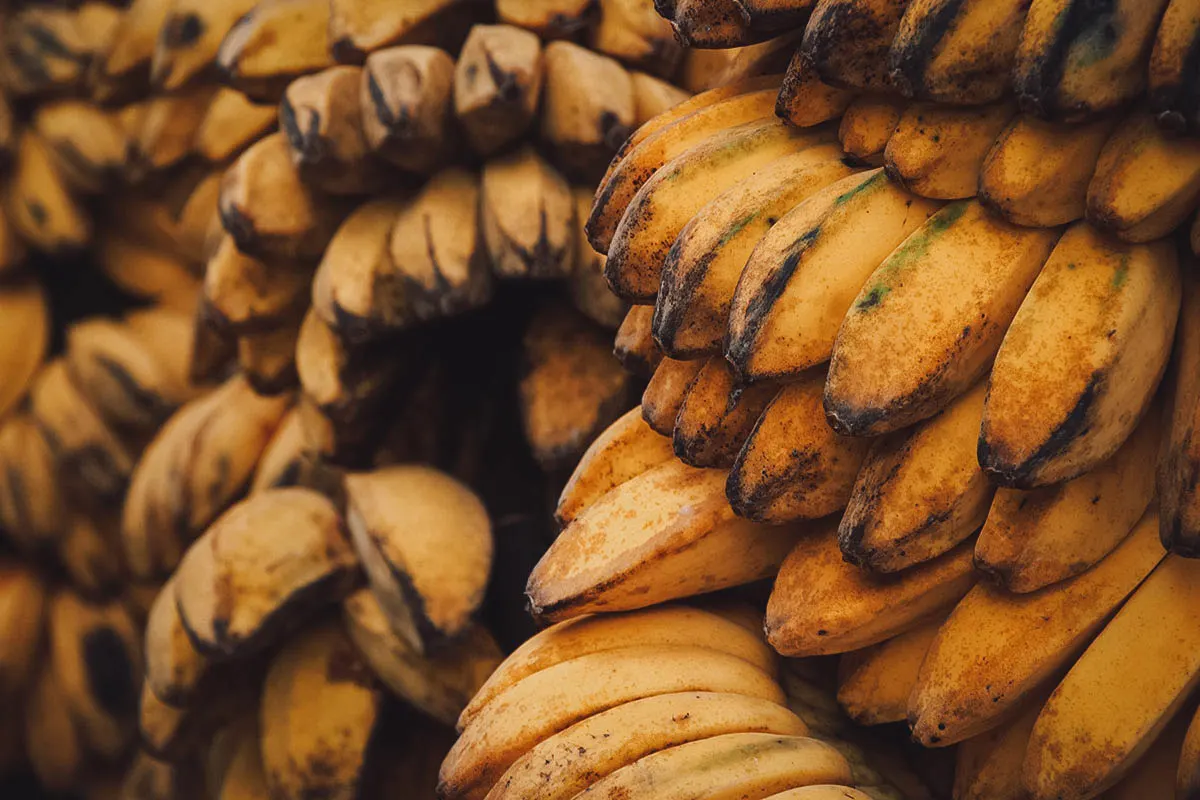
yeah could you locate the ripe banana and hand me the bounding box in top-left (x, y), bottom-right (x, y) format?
top-left (215, 0), bottom-right (335, 102)
top-left (1086, 112), bottom-right (1200, 242)
top-left (0, 413), bottom-right (64, 553)
top-left (797, 0), bottom-right (910, 90)
top-left (144, 577), bottom-right (208, 707)
top-left (766, 530), bottom-right (975, 657)
top-left (1180, 700), bottom-right (1200, 798)
top-left (673, 356), bottom-right (778, 468)
top-left (1162, 265), bottom-right (1200, 555)
top-left (1106, 709), bottom-right (1191, 799)
top-left (527, 459), bottom-right (804, 621)
top-left (0, 560), bottom-right (45, 697)
top-left (614, 305), bottom-right (663, 376)
top-left (496, 0), bottom-right (597, 39)
top-left (193, 87), bottom-right (278, 163)
top-left (344, 465), bottom-right (491, 649)
top-left (653, 144), bottom-right (852, 358)
top-left (57, 513), bottom-right (122, 598)
top-left (152, 0), bottom-right (257, 90)
top-left (825, 200), bottom-right (1060, 436)
top-left (327, 0), bottom-right (464, 59)
top-left (439, 644), bottom-right (787, 799)
top-left (453, 25), bottom-right (543, 157)
top-left (593, 2), bottom-right (681, 77)
top-left (25, 669), bottom-right (83, 793)
top-left (569, 187), bottom-right (626, 328)
top-left (775, 52), bottom-right (858, 128)
top-left (979, 113), bottom-right (1118, 227)
top-left (1149, 0), bottom-right (1200, 133)
top-left (908, 509), bottom-right (1166, 747)
top-left (124, 85), bottom-right (217, 179)
top-left (883, 100), bottom-right (1016, 199)
top-left (238, 314), bottom-right (304, 393)
top-left (953, 689), bottom-right (1049, 800)
top-left (726, 168), bottom-right (941, 383)
top-left (362, 45), bottom-right (457, 173)
top-left (1013, 0), bottom-right (1171, 121)
top-left (837, 95), bottom-right (903, 166)
top-left (887, 0), bottom-right (1031, 104)
top-left (204, 235), bottom-right (313, 333)
top-left (461, 605), bottom-right (776, 730)
top-left (97, 0), bottom-right (173, 95)
top-left (6, 130), bottom-right (92, 253)
top-left (576, 732), bottom-right (854, 800)
top-left (836, 614), bottom-right (945, 726)
top-left (976, 406), bottom-right (1159, 592)
top-left (250, 407), bottom-right (319, 493)
top-left (32, 100), bottom-right (128, 194)
top-left (95, 234), bottom-right (201, 313)
top-left (840, 380), bottom-right (992, 573)
top-left (1022, 554), bottom-right (1200, 799)
top-left (488, 691), bottom-right (808, 800)
top-left (642, 358), bottom-right (705, 436)
top-left (174, 488), bottom-right (359, 658)
top-left (727, 370), bottom-right (873, 523)
top-left (980, 222), bottom-right (1180, 487)
top-left (481, 145), bottom-right (576, 279)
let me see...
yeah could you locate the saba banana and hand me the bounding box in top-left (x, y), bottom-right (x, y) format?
top-left (3, 0), bottom-right (1200, 797)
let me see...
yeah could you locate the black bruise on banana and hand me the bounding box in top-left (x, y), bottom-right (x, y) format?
top-left (800, 0), bottom-right (897, 90)
top-left (886, 0), bottom-right (967, 98)
top-left (161, 13), bottom-right (205, 48)
top-left (278, 96), bottom-right (324, 165)
top-left (95, 355), bottom-right (175, 428)
top-left (978, 372), bottom-right (1103, 489)
top-left (83, 627), bottom-right (139, 718)
top-left (1014, 0), bottom-right (1123, 120)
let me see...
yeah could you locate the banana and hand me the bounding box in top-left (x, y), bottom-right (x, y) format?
top-left (839, 380), bottom-right (992, 573)
top-left (124, 85), bottom-right (218, 180)
top-left (574, 732), bottom-right (853, 800)
top-left (327, 0), bottom-right (466, 60)
top-left (976, 406), bottom-right (1159, 592)
top-left (981, 223), bottom-right (1180, 487)
top-left (495, 0), bottom-right (597, 39)
top-left (1022, 554), bottom-right (1200, 799)
top-left (58, 512), bottom-right (123, 598)
top-left (481, 146), bottom-right (576, 279)
top-left (592, 1), bottom-right (681, 77)
top-left (775, 52), bottom-right (860, 130)
top-left (1149, 0), bottom-right (1200, 133)
top-left (953, 690), bottom-right (1049, 800)
top-left (174, 488), bottom-right (357, 660)
top-left (826, 200), bottom-right (1060, 437)
top-left (453, 24), bottom-right (544, 157)
top-left (1013, 0), bottom-right (1171, 121)
top-left (555, 405), bottom-right (674, 525)
top-left (1180, 702), bottom-right (1200, 798)
top-left (194, 87), bottom-right (278, 163)
top-left (727, 370), bottom-right (873, 524)
top-left (615, 305), bottom-right (663, 376)
top-left (204, 235), bottom-right (313, 333)
top-left (219, 131), bottom-right (354, 261)
top-left (607, 119), bottom-right (836, 302)
top-left (726, 168), bottom-right (942, 382)
top-left (1086, 112), bottom-right (1200, 242)
top-left (250, 407), bottom-right (320, 493)
top-left (6, 130), bottom-right (92, 253)
top-left (215, 0), bottom-right (335, 103)
top-left (361, 45), bottom-right (457, 173)
top-left (653, 144), bottom-right (853, 358)
top-left (979, 114), bottom-right (1118, 227)
top-left (25, 669), bottom-right (84, 793)
top-left (526, 459), bottom-right (804, 621)
top-left (0, 3), bottom-right (120, 96)
top-left (0, 413), bottom-right (64, 553)
top-left (630, 72), bottom-right (691, 126)
top-left (343, 465), bottom-right (491, 649)
top-left (661, 0), bottom-right (758, 48)
top-left (48, 590), bottom-right (142, 759)
top-left (570, 187), bottom-right (626, 328)
top-left (797, 0), bottom-right (910, 90)
top-left (883, 101), bottom-right (1016, 199)
top-left (887, 0), bottom-right (1031, 104)
top-left (342, 587), bottom-right (501, 727)
top-left (439, 644), bottom-right (787, 800)
top-left (838, 96), bottom-right (904, 166)
top-left (210, 715), bottom-right (270, 799)
top-left (1107, 710), bottom-right (1191, 799)
top-left (673, 356), bottom-right (779, 468)
top-left (836, 614), bottom-right (945, 725)
top-left (97, 0), bottom-right (173, 95)
top-left (144, 577), bottom-right (208, 707)
top-left (152, 0), bottom-right (258, 90)
top-left (237, 314), bottom-right (303, 394)
top-left (908, 509), bottom-right (1167, 747)
top-left (766, 531), bottom-right (975, 657)
top-left (389, 167), bottom-right (493, 323)
top-left (721, 30), bottom-right (811, 86)
top-left (519, 307), bottom-right (632, 469)
top-left (736, 1), bottom-right (820, 32)
top-left (30, 359), bottom-right (136, 505)
top-left (32, 100), bottom-right (128, 194)
top-left (587, 85), bottom-right (782, 253)
top-left (540, 41), bottom-right (634, 182)
top-left (489, 691), bottom-right (809, 800)
top-left (1163, 265), bottom-right (1200, 556)
top-left (0, 560), bottom-right (46, 697)
top-left (280, 64), bottom-right (383, 195)
top-left (463, 605), bottom-right (776, 729)
top-left (260, 620), bottom-right (384, 800)
top-left (0, 192), bottom-right (25, 276)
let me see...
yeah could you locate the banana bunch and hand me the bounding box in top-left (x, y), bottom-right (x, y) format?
top-left (516, 7), bottom-right (1200, 791)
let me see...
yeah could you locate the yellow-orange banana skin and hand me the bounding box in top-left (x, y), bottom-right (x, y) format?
top-left (908, 512), bottom-right (1166, 748)
top-left (1161, 264), bottom-right (1200, 556)
top-left (980, 223), bottom-right (1180, 489)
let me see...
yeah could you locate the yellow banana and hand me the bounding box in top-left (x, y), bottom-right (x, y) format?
top-left (193, 87), bottom-right (278, 163)
top-left (1163, 265), bottom-right (1200, 556)
top-left (32, 100), bottom-right (128, 194)
top-left (981, 222), bottom-right (1180, 487)
top-left (673, 356), bottom-right (779, 468)
top-left (840, 380), bottom-right (992, 573)
top-left (836, 613), bottom-right (945, 725)
top-left (95, 234), bottom-right (201, 313)
top-left (144, 577), bottom-right (208, 707)
top-left (97, 0), bottom-right (174, 94)
top-left (57, 512), bottom-right (123, 598)
top-left (630, 72), bottom-right (691, 126)
top-left (204, 235), bottom-right (313, 333)
top-left (6, 130), bottom-right (92, 253)
top-left (124, 85), bottom-right (217, 179)
top-left (237, 314), bottom-right (303, 394)
top-left (0, 560), bottom-right (46, 697)
top-left (0, 414), bottom-right (65, 552)
top-left (569, 186), bottom-right (626, 328)
top-left (215, 0), bottom-right (335, 102)
top-left (826, 200), bottom-right (1060, 436)
top-left (953, 690), bottom-right (1049, 800)
top-left (495, 0), bottom-right (597, 39)
top-left (481, 145), bottom-right (576, 279)
top-left (614, 304), bottom-right (663, 377)
top-left (908, 510), bottom-right (1166, 747)
top-left (883, 100), bottom-right (1016, 199)
top-left (152, 0), bottom-right (258, 90)
top-left (797, 0), bottom-right (910, 90)
top-left (453, 24), bottom-right (543, 157)
top-left (362, 44), bottom-right (457, 173)
top-left (250, 406), bottom-right (319, 493)
top-left (1149, 0), bottom-right (1200, 133)
top-left (593, 2), bottom-right (681, 77)
top-left (327, 0), bottom-right (466, 60)
top-left (838, 95), bottom-right (904, 166)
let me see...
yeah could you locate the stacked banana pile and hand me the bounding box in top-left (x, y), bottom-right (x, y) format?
top-left (515, 1), bottom-right (1200, 799)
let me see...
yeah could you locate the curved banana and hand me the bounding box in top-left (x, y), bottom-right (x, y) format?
top-left (836, 613), bottom-right (945, 725)
top-left (453, 25), bottom-right (543, 157)
top-left (1149, 0), bottom-right (1200, 133)
top-left (193, 87), bottom-right (278, 163)
top-left (32, 100), bottom-right (128, 194)
top-left (482, 145), bottom-right (576, 279)
top-left (0, 561), bottom-right (46, 698)
top-left (152, 0), bottom-right (258, 90)
top-left (362, 44), bottom-right (457, 172)
top-left (144, 577), bottom-right (208, 708)
top-left (673, 356), bottom-right (779, 468)
top-left (953, 690), bottom-right (1049, 800)
top-left (614, 305), bottom-right (663, 377)
top-left (1162, 265), bottom-right (1200, 556)
top-left (0, 413), bottom-right (65, 552)
top-left (6, 130), bottom-right (92, 253)
top-left (641, 356), bottom-right (704, 435)
top-left (495, 0), bottom-right (596, 39)
top-left (595, 3), bottom-right (681, 78)
top-left (797, 0), bottom-right (910, 90)
top-left (837, 95), bottom-right (903, 166)
top-left (883, 100), bottom-right (1015, 199)
top-left (215, 0), bottom-right (334, 102)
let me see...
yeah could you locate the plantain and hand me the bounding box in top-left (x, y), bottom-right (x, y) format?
top-left (361, 45), bottom-right (457, 174)
top-left (481, 145), bottom-right (576, 280)
top-left (454, 25), bottom-right (544, 157)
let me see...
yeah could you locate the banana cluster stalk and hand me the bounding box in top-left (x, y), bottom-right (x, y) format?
top-left (518, 3), bottom-right (1200, 795)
